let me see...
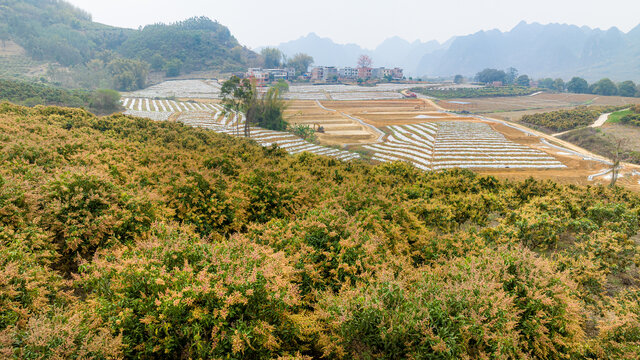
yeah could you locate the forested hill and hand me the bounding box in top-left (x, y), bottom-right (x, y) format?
top-left (0, 0), bottom-right (126, 66)
top-left (1, 102), bottom-right (639, 358)
top-left (118, 17), bottom-right (259, 74)
top-left (0, 0), bottom-right (256, 86)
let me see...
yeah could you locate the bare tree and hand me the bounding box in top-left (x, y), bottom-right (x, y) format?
top-left (608, 137), bottom-right (628, 187)
top-left (357, 55), bottom-right (372, 69)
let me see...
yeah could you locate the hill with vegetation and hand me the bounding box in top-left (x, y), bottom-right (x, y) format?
top-left (0, 102), bottom-right (639, 358)
top-left (0, 0), bottom-right (257, 90)
top-left (0, 78), bottom-right (120, 113)
top-left (557, 105), bottom-right (640, 165)
top-left (520, 106), bottom-right (625, 133)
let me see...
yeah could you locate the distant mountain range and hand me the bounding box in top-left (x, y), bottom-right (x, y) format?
top-left (273, 33), bottom-right (447, 75)
top-left (269, 22), bottom-right (640, 81)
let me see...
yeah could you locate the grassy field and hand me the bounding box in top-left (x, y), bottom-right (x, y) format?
top-left (607, 109), bottom-right (633, 123)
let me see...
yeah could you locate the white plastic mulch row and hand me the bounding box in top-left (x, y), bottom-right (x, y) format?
top-left (123, 110), bottom-right (173, 121)
top-left (172, 112), bottom-right (361, 162)
top-left (369, 121), bottom-right (565, 170)
top-left (371, 153), bottom-right (430, 171)
top-left (121, 98), bottom-right (223, 113)
top-left (364, 145), bottom-right (431, 170)
top-left (127, 80), bottom-right (221, 99)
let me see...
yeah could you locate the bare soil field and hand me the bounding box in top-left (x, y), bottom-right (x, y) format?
top-left (284, 100), bottom-right (380, 144)
top-left (318, 99), bottom-right (465, 127)
top-left (600, 123), bottom-right (640, 150)
top-left (438, 93), bottom-right (640, 121)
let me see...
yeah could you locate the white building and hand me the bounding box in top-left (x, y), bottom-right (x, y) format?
top-left (339, 67), bottom-right (359, 79)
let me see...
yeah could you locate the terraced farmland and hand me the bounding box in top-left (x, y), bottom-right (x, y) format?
top-left (366, 121), bottom-right (565, 170)
top-left (127, 79), bottom-right (221, 99)
top-left (120, 97), bottom-right (361, 162)
top-left (282, 83), bottom-right (435, 101)
top-left (285, 100), bottom-right (381, 144)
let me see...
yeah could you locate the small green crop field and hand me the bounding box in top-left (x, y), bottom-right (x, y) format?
top-left (606, 109), bottom-right (632, 123)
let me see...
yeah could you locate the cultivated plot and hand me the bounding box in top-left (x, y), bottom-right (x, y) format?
top-left (176, 111), bottom-right (360, 161)
top-left (126, 79), bottom-right (221, 99)
top-left (365, 121), bottom-right (565, 170)
top-left (285, 100), bottom-right (381, 144)
top-left (120, 97), bottom-right (362, 162)
top-left (437, 93), bottom-right (640, 121)
top-left (283, 84), bottom-right (435, 101)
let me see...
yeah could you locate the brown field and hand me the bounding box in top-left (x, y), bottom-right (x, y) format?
top-left (285, 98), bottom-right (640, 190)
top-left (284, 100), bottom-right (380, 144)
top-left (438, 93), bottom-right (640, 121)
top-left (318, 99), bottom-right (467, 126)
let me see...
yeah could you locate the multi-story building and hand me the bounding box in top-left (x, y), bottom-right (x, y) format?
top-left (339, 67), bottom-right (359, 79)
top-left (358, 67), bottom-right (372, 79)
top-left (245, 68), bottom-right (297, 83)
top-left (324, 66), bottom-right (338, 81)
top-left (310, 67), bottom-right (325, 81)
top-left (246, 68), bottom-right (269, 85)
top-left (371, 67), bottom-right (404, 80)
top-left (391, 67), bottom-right (403, 80)
top-left (311, 66), bottom-right (338, 81)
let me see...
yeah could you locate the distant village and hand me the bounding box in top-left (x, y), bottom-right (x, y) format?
top-left (245, 66), bottom-right (404, 84)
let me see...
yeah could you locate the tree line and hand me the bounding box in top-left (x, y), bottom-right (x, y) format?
top-left (260, 47), bottom-right (314, 76)
top-left (413, 85), bottom-right (537, 99)
top-left (472, 67), bottom-right (532, 86)
top-left (562, 77), bottom-right (640, 97)
top-left (0, 78), bottom-right (120, 113)
top-left (471, 68), bottom-right (640, 97)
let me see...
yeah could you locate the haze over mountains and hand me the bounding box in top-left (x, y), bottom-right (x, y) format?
top-left (271, 21), bottom-right (640, 81)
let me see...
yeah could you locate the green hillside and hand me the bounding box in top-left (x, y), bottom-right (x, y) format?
top-left (0, 0), bottom-right (256, 89)
top-left (0, 0), bottom-right (129, 66)
top-left (0, 102), bottom-right (639, 358)
top-left (0, 78), bottom-right (121, 113)
top-left (118, 16), bottom-right (258, 74)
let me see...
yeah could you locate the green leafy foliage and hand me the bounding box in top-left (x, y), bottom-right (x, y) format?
top-left (76, 224), bottom-right (300, 359)
top-left (520, 106), bottom-right (626, 133)
top-left (0, 2), bottom-right (256, 88)
top-left (0, 102), bottom-right (639, 358)
top-left (619, 106), bottom-right (640, 127)
top-left (118, 17), bottom-right (252, 73)
top-left (288, 124), bottom-right (317, 142)
top-left (0, 78), bottom-right (121, 113)
top-left (316, 246), bottom-right (585, 359)
top-left (413, 85), bottom-right (538, 99)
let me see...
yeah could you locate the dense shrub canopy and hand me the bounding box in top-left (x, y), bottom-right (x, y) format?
top-left (412, 85), bottom-right (538, 99)
top-left (520, 105), bottom-right (626, 133)
top-left (0, 78), bottom-right (121, 113)
top-left (0, 103), bottom-right (639, 358)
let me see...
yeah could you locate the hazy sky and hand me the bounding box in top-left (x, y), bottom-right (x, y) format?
top-left (67, 0), bottom-right (640, 49)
